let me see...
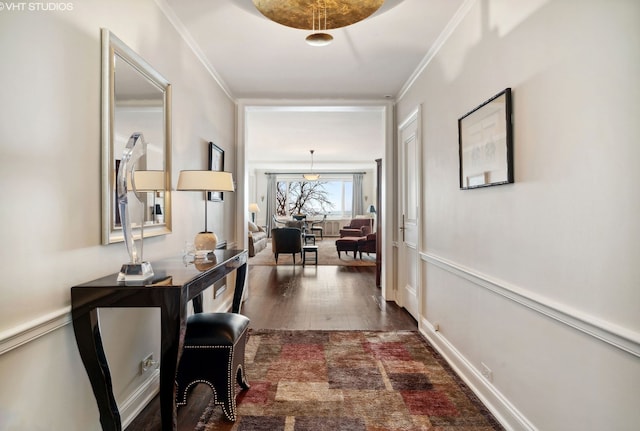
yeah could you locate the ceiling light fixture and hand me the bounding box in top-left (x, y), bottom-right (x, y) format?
top-left (253, 0), bottom-right (384, 45)
top-left (305, 3), bottom-right (333, 47)
top-left (303, 149), bottom-right (320, 181)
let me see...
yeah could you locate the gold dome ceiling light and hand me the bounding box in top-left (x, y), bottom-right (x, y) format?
top-left (253, 0), bottom-right (384, 46)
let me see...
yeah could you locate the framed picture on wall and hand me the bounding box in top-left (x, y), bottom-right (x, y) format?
top-left (458, 88), bottom-right (514, 189)
top-left (208, 141), bottom-right (224, 201)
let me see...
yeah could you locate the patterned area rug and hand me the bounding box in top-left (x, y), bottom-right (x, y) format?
top-left (196, 330), bottom-right (503, 430)
top-left (249, 239), bottom-right (376, 267)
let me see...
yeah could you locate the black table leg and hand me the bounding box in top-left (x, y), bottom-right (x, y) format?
top-left (232, 262), bottom-right (248, 313)
top-left (72, 310), bottom-right (121, 431)
top-left (159, 293), bottom-right (186, 431)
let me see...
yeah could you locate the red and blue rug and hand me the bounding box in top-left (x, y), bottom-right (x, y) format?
top-left (197, 330), bottom-right (503, 430)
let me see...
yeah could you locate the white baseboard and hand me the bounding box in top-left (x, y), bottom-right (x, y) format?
top-left (120, 369), bottom-right (160, 429)
top-left (419, 318), bottom-right (536, 431)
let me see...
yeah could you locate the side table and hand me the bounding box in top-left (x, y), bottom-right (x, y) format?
top-left (302, 245), bottom-right (318, 266)
top-left (70, 249), bottom-right (248, 431)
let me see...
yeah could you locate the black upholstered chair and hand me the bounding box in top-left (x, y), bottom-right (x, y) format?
top-left (175, 263), bottom-right (250, 422)
top-left (271, 227), bottom-right (302, 264)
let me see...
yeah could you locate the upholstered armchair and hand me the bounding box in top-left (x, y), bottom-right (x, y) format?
top-left (339, 218), bottom-right (373, 237)
top-left (271, 227), bottom-right (303, 264)
top-left (357, 232), bottom-right (377, 259)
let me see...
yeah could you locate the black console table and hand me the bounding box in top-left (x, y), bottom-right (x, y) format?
top-left (71, 249), bottom-right (248, 431)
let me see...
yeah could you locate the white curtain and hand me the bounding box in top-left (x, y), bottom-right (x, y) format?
top-left (352, 173), bottom-right (364, 217)
top-left (265, 173), bottom-right (277, 235)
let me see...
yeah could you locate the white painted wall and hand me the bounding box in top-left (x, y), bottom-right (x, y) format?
top-left (396, 0), bottom-right (640, 429)
top-left (0, 1), bottom-right (236, 429)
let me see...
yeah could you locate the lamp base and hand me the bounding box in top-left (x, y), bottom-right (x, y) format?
top-left (117, 262), bottom-right (154, 285)
top-left (194, 231), bottom-right (218, 252)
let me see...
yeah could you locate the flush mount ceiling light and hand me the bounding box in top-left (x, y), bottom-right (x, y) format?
top-left (253, 0), bottom-right (384, 46)
top-left (303, 149), bottom-right (320, 181)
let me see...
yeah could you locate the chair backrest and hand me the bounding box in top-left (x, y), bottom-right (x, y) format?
top-left (348, 218), bottom-right (372, 229)
top-left (271, 227), bottom-right (302, 253)
top-left (285, 220), bottom-right (305, 229)
top-left (272, 214), bottom-right (286, 227)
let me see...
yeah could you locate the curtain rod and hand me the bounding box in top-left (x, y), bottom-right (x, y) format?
top-left (265, 171), bottom-right (366, 175)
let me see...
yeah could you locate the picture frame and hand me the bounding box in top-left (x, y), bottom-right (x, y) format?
top-left (458, 88), bottom-right (513, 189)
top-left (208, 141), bottom-right (224, 201)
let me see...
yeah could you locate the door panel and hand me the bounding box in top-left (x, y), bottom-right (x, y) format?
top-left (398, 108), bottom-right (421, 320)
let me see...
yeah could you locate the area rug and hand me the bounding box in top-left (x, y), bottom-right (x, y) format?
top-left (249, 239), bottom-right (375, 267)
top-left (196, 330), bottom-right (503, 431)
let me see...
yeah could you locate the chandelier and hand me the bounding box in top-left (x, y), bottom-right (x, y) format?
top-left (253, 0), bottom-right (384, 46)
top-left (303, 150), bottom-right (320, 181)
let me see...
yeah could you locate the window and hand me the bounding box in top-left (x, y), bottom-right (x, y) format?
top-left (276, 179), bottom-right (353, 218)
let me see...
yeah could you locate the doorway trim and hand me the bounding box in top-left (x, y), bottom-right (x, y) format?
top-left (237, 99), bottom-right (395, 297)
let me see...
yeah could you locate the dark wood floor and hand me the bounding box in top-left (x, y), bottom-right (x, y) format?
top-left (126, 264), bottom-right (416, 430)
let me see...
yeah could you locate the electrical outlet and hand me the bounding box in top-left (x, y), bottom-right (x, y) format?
top-left (140, 353), bottom-right (157, 374)
top-left (480, 362), bottom-right (493, 382)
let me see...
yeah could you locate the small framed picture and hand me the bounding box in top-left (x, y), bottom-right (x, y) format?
top-left (458, 88), bottom-right (514, 189)
top-left (208, 142), bottom-right (224, 201)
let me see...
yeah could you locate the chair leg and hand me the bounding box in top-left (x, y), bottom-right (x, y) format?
top-left (237, 365), bottom-right (250, 390)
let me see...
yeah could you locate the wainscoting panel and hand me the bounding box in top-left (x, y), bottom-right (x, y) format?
top-left (420, 252), bottom-right (640, 357)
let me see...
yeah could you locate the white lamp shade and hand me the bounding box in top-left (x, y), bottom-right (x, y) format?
top-left (177, 171), bottom-right (235, 192)
top-left (127, 170), bottom-right (165, 191)
top-left (248, 203), bottom-right (260, 213)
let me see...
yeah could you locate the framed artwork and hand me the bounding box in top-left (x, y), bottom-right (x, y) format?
top-left (208, 141), bottom-right (224, 201)
top-left (458, 88), bottom-right (514, 189)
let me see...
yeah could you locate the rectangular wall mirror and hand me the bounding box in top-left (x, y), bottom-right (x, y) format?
top-left (101, 28), bottom-right (172, 244)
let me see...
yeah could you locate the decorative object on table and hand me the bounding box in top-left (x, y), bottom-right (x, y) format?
top-left (302, 149), bottom-right (320, 181)
top-left (116, 133), bottom-right (156, 284)
top-left (248, 202), bottom-right (260, 223)
top-left (177, 170), bottom-right (235, 252)
top-left (208, 142), bottom-right (225, 201)
top-left (458, 88), bottom-right (513, 189)
top-left (252, 0), bottom-right (384, 46)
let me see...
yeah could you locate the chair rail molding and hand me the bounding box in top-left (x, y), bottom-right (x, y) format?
top-left (0, 306), bottom-right (72, 355)
top-left (420, 252), bottom-right (640, 358)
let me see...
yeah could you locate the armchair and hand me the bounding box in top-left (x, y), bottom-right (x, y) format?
top-left (271, 227), bottom-right (302, 264)
top-left (310, 214), bottom-right (326, 239)
top-left (357, 232), bottom-right (377, 259)
top-left (272, 214), bottom-right (286, 228)
top-left (339, 218), bottom-right (373, 238)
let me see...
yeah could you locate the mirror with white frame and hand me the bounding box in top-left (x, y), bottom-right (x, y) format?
top-left (101, 28), bottom-right (172, 244)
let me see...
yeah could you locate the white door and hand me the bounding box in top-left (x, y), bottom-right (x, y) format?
top-left (397, 107), bottom-right (421, 321)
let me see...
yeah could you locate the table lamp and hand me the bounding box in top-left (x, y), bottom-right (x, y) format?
top-left (248, 203), bottom-right (260, 223)
top-left (177, 170), bottom-right (235, 252)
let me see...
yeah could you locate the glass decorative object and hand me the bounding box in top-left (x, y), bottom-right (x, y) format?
top-left (116, 133), bottom-right (154, 284)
